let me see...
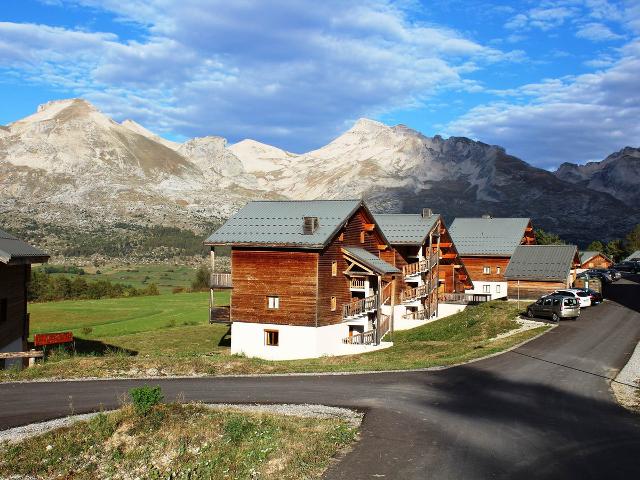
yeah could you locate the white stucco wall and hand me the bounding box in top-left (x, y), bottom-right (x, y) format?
top-left (0, 336), bottom-right (24, 370)
top-left (466, 281), bottom-right (508, 299)
top-left (230, 321), bottom-right (392, 361)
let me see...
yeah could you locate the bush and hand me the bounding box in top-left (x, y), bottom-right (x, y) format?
top-left (191, 264), bottom-right (211, 291)
top-left (129, 386), bottom-right (164, 416)
top-left (80, 327), bottom-right (93, 336)
top-left (172, 286), bottom-right (185, 294)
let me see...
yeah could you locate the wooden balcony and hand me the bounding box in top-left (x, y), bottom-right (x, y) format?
top-left (403, 253), bottom-right (438, 277)
top-left (343, 330), bottom-right (375, 345)
top-left (349, 278), bottom-right (366, 290)
top-left (400, 284), bottom-right (429, 303)
top-left (209, 306), bottom-right (231, 324)
top-left (438, 293), bottom-right (491, 305)
top-left (403, 309), bottom-right (430, 321)
top-left (210, 273), bottom-right (233, 289)
top-left (343, 295), bottom-right (378, 319)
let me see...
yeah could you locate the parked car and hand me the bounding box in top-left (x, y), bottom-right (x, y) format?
top-left (605, 268), bottom-right (622, 281)
top-left (554, 289), bottom-right (592, 308)
top-left (613, 261), bottom-right (640, 274)
top-left (526, 295), bottom-right (580, 322)
top-left (581, 288), bottom-right (603, 305)
top-left (584, 270), bottom-right (613, 284)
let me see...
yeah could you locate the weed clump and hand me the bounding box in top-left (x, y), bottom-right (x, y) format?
top-left (129, 385), bottom-right (163, 415)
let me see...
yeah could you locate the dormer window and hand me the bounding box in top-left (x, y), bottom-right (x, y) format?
top-left (303, 216), bottom-right (319, 235)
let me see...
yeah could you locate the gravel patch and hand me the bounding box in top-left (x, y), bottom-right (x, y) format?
top-left (612, 340), bottom-right (640, 412)
top-left (491, 317), bottom-right (549, 341)
top-left (0, 404), bottom-right (362, 445)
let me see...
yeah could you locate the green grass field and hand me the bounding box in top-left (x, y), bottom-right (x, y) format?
top-left (1, 297), bottom-right (549, 382)
top-left (39, 264), bottom-right (202, 294)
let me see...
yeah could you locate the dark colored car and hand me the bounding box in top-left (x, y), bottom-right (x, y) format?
top-left (605, 269), bottom-right (622, 281)
top-left (581, 288), bottom-right (603, 305)
top-left (584, 270), bottom-right (613, 283)
top-left (613, 261), bottom-right (640, 273)
top-left (526, 294), bottom-right (580, 322)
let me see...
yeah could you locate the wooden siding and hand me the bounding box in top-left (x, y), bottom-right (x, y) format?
top-left (461, 256), bottom-right (511, 283)
top-left (580, 254), bottom-right (613, 269)
top-left (317, 207), bottom-right (390, 326)
top-left (0, 264), bottom-right (29, 350)
top-left (231, 249), bottom-right (318, 326)
top-left (506, 279), bottom-right (569, 300)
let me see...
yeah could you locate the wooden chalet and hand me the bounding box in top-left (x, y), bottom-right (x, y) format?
top-left (449, 216), bottom-right (535, 299)
top-left (504, 245), bottom-right (580, 300)
top-left (0, 229), bottom-right (49, 368)
top-left (204, 200), bottom-right (403, 360)
top-left (374, 209), bottom-right (477, 327)
top-left (579, 251), bottom-right (613, 270)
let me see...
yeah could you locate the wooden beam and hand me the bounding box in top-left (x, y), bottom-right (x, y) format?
top-left (441, 253), bottom-right (457, 260)
top-left (438, 242), bottom-right (453, 248)
top-left (363, 223), bottom-right (376, 232)
top-left (376, 244), bottom-right (388, 251)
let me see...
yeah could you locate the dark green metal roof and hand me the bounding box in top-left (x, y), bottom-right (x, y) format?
top-left (505, 245), bottom-right (578, 282)
top-left (205, 200), bottom-right (385, 249)
top-left (0, 228), bottom-right (49, 264)
top-left (342, 246), bottom-right (401, 275)
top-left (374, 213), bottom-right (440, 245)
top-left (449, 217), bottom-right (531, 256)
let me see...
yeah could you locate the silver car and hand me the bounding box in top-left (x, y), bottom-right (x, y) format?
top-left (526, 294), bottom-right (580, 322)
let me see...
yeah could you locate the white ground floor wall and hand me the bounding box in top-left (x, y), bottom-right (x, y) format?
top-left (466, 281), bottom-right (508, 300)
top-left (0, 336), bottom-right (24, 370)
top-left (391, 303), bottom-right (468, 331)
top-left (231, 321), bottom-right (392, 361)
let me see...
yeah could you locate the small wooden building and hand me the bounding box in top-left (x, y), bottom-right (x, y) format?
top-left (205, 200), bottom-right (402, 360)
top-left (374, 209), bottom-right (474, 326)
top-left (579, 251), bottom-right (613, 270)
top-left (449, 216), bottom-right (535, 299)
top-left (0, 229), bottom-right (49, 367)
top-left (504, 245), bottom-right (580, 300)
top-left (624, 250), bottom-right (640, 262)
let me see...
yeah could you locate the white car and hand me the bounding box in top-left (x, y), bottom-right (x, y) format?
top-left (553, 289), bottom-right (592, 308)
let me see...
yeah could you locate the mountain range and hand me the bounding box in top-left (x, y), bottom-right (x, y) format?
top-left (0, 98), bottom-right (638, 258)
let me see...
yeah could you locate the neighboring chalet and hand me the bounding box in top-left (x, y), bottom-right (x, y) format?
top-left (624, 250), bottom-right (640, 262)
top-left (504, 245), bottom-right (580, 300)
top-left (449, 216), bottom-right (535, 299)
top-left (205, 200), bottom-right (402, 360)
top-left (374, 210), bottom-right (474, 328)
top-left (0, 229), bottom-right (49, 368)
top-left (579, 251), bottom-right (613, 270)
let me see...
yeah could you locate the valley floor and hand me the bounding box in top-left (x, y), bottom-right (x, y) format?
top-left (2, 296), bottom-right (548, 382)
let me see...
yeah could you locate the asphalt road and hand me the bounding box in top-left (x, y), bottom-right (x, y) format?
top-left (2, 276), bottom-right (640, 479)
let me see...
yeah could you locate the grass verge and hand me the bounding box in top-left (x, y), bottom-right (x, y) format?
top-left (0, 403), bottom-right (357, 479)
top-left (1, 299), bottom-right (550, 382)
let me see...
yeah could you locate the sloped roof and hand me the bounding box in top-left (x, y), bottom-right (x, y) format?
top-left (449, 217), bottom-right (531, 256)
top-left (205, 200), bottom-right (382, 248)
top-left (505, 245), bottom-right (578, 282)
top-left (0, 229), bottom-right (49, 264)
top-left (580, 250), bottom-right (611, 265)
top-left (374, 213), bottom-right (440, 245)
top-left (625, 250), bottom-right (640, 261)
top-left (342, 247), bottom-right (401, 275)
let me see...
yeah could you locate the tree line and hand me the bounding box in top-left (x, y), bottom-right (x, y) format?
top-left (535, 224), bottom-right (640, 262)
top-left (28, 270), bottom-right (159, 302)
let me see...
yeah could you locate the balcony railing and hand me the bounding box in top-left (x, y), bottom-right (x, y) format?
top-left (438, 293), bottom-right (491, 304)
top-left (343, 295), bottom-right (378, 319)
top-left (343, 330), bottom-right (375, 345)
top-left (379, 314), bottom-right (390, 339)
top-left (402, 309), bottom-right (430, 321)
top-left (400, 284), bottom-right (429, 303)
top-left (349, 278), bottom-right (366, 290)
top-left (210, 273), bottom-right (233, 289)
top-left (403, 252), bottom-right (439, 277)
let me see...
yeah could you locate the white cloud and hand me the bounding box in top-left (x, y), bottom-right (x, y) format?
top-left (575, 22), bottom-right (623, 41)
top-left (0, 0), bottom-right (521, 150)
top-left (446, 40), bottom-right (640, 168)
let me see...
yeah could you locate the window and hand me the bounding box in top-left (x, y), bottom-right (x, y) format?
top-left (483, 266), bottom-right (491, 274)
top-left (331, 296), bottom-right (337, 311)
top-left (543, 298), bottom-right (552, 306)
top-left (264, 330), bottom-right (279, 346)
top-left (0, 299), bottom-right (6, 323)
top-left (553, 298), bottom-right (560, 306)
top-left (360, 231), bottom-right (365, 243)
top-left (332, 261), bottom-right (337, 276)
top-left (267, 296), bottom-right (280, 309)
top-left (496, 266), bottom-right (501, 274)
top-left (482, 285), bottom-right (491, 293)
top-left (495, 284), bottom-right (501, 293)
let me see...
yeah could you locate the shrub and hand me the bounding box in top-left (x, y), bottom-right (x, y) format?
top-left (129, 386), bottom-right (164, 415)
top-left (172, 286), bottom-right (185, 294)
top-left (80, 327), bottom-right (93, 336)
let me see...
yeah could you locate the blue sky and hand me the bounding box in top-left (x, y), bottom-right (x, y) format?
top-left (1, 0), bottom-right (638, 169)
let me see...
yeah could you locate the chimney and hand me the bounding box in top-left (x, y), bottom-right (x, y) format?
top-left (482, 214), bottom-right (492, 219)
top-left (422, 208), bottom-right (433, 218)
top-left (303, 216), bottom-right (319, 235)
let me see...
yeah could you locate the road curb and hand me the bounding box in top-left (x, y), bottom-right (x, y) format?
top-left (612, 340), bottom-right (640, 412)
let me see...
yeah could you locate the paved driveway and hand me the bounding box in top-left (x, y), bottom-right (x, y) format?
top-left (2, 276), bottom-right (640, 479)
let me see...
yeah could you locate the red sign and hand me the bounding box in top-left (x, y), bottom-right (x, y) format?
top-left (34, 332), bottom-right (74, 347)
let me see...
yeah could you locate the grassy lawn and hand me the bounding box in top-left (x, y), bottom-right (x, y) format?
top-left (1, 298), bottom-right (549, 381)
top-left (39, 263), bottom-right (203, 294)
top-left (0, 402), bottom-right (357, 479)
